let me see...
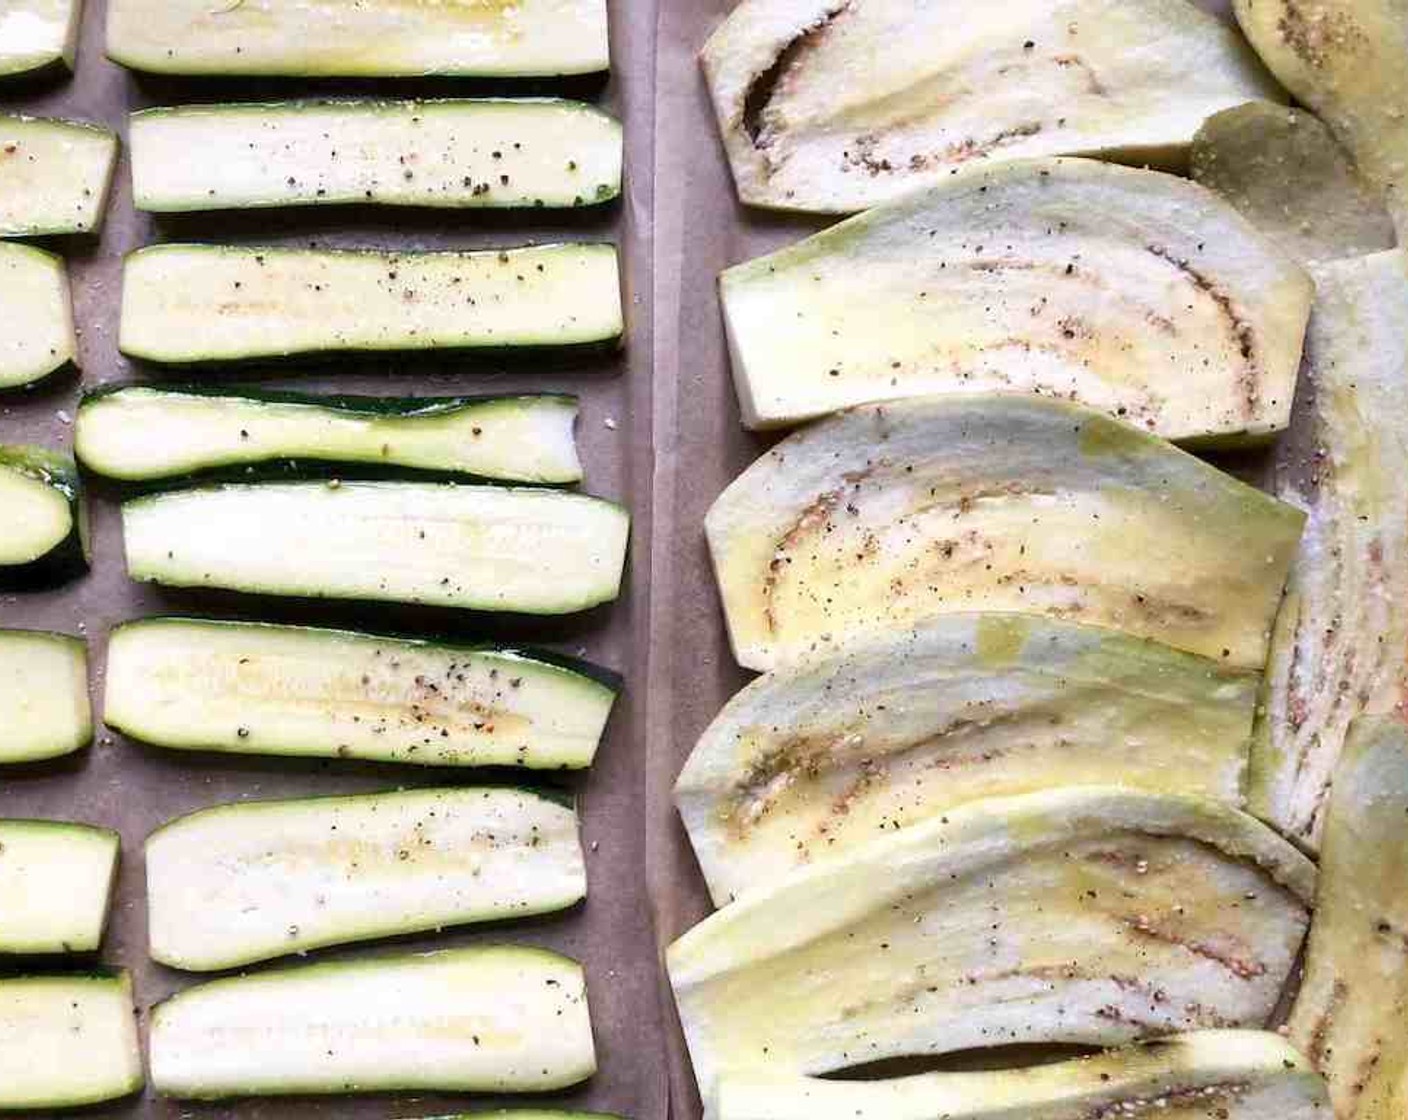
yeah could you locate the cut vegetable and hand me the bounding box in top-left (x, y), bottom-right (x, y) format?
top-left (0, 820), bottom-right (117, 954)
top-left (714, 1031), bottom-right (1331, 1120)
top-left (76, 387), bottom-right (583, 485)
top-left (704, 0), bottom-right (1281, 214)
top-left (150, 946), bottom-right (596, 1098)
top-left (1191, 101), bottom-right (1395, 265)
top-left (148, 786), bottom-right (586, 971)
top-left (122, 482), bottom-right (628, 613)
top-left (721, 158), bottom-right (1312, 438)
top-left (0, 973), bottom-right (144, 1110)
top-left (104, 618), bottom-right (617, 769)
top-left (119, 243), bottom-right (623, 364)
top-left (1251, 250), bottom-right (1408, 849)
top-left (107, 0), bottom-right (609, 77)
top-left (131, 99), bottom-right (622, 213)
top-left (678, 614), bottom-right (1259, 905)
top-left (0, 630), bottom-right (90, 764)
top-left (1289, 717), bottom-right (1408, 1119)
top-left (669, 786), bottom-right (1316, 1097)
top-left (0, 445), bottom-right (87, 588)
top-left (0, 244), bottom-right (76, 391)
top-left (0, 0), bottom-right (81, 78)
top-left (1234, 0), bottom-right (1408, 225)
top-left (0, 115), bottom-right (117, 236)
top-left (707, 395), bottom-right (1305, 673)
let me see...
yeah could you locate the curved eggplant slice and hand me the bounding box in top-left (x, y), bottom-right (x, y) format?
top-left (706, 395), bottom-right (1305, 673)
top-left (669, 787), bottom-right (1316, 1098)
top-left (721, 158), bottom-right (1312, 439)
top-left (715, 1031), bottom-right (1330, 1120)
top-left (702, 0), bottom-right (1281, 214)
top-left (678, 613), bottom-right (1260, 905)
top-left (1250, 250), bottom-right (1408, 849)
top-left (1289, 717), bottom-right (1408, 1119)
top-left (1191, 102), bottom-right (1395, 265)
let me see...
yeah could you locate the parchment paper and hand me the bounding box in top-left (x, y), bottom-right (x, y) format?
top-left (0, 1), bottom-right (666, 1117)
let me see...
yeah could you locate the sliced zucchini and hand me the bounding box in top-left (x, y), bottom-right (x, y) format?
top-left (0, 820), bottom-right (117, 954)
top-left (0, 445), bottom-right (87, 588)
top-left (707, 395), bottom-right (1306, 673)
top-left (668, 786), bottom-right (1316, 1097)
top-left (122, 482), bottom-right (628, 613)
top-left (714, 1031), bottom-right (1331, 1120)
top-left (150, 946), bottom-right (596, 1098)
top-left (0, 115), bottom-right (117, 236)
top-left (678, 614), bottom-right (1260, 906)
top-left (1290, 717), bottom-right (1408, 1118)
top-left (76, 387), bottom-right (583, 486)
top-left (0, 244), bottom-right (76, 391)
top-left (1251, 250), bottom-right (1408, 849)
top-left (0, 0), bottom-right (81, 78)
top-left (1191, 101), bottom-right (1395, 265)
top-left (704, 0), bottom-right (1281, 213)
top-left (104, 618), bottom-right (617, 769)
top-left (131, 99), bottom-right (622, 213)
top-left (107, 0), bottom-right (609, 77)
top-left (719, 157), bottom-right (1313, 438)
top-left (148, 786), bottom-right (585, 971)
top-left (120, 243), bottom-right (622, 365)
top-left (0, 630), bottom-right (90, 764)
top-left (0, 973), bottom-right (144, 1110)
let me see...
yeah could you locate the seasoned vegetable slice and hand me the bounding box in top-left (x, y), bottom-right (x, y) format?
top-left (0, 820), bottom-right (117, 954)
top-left (0, 630), bottom-right (90, 764)
top-left (0, 244), bottom-right (76, 391)
top-left (678, 614), bottom-right (1259, 905)
top-left (0, 115), bottom-right (117, 236)
top-left (0, 445), bottom-right (87, 588)
top-left (0, 0), bottom-right (81, 78)
top-left (707, 395), bottom-right (1305, 672)
top-left (720, 158), bottom-right (1311, 438)
top-left (704, 0), bottom-right (1281, 213)
top-left (669, 787), bottom-right (1315, 1097)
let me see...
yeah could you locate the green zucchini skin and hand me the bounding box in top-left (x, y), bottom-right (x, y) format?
top-left (76, 385), bottom-right (584, 488)
top-left (0, 445), bottom-right (88, 589)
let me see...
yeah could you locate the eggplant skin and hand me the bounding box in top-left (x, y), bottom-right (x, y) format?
top-left (703, 0), bottom-right (1282, 214)
top-left (1290, 717), bottom-right (1408, 1119)
top-left (677, 613), bottom-right (1259, 905)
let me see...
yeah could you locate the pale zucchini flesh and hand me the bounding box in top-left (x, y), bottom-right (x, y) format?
top-left (76, 387), bottom-right (583, 485)
top-left (721, 158), bottom-right (1312, 438)
top-left (704, 0), bottom-right (1282, 213)
top-left (0, 630), bottom-right (89, 764)
top-left (669, 787), bottom-right (1316, 1098)
top-left (0, 973), bottom-right (144, 1110)
top-left (0, 820), bottom-right (117, 954)
top-left (104, 618), bottom-right (617, 769)
top-left (0, 0), bottom-right (81, 77)
top-left (119, 243), bottom-right (623, 364)
top-left (122, 482), bottom-right (629, 614)
top-left (107, 0), bottom-right (610, 77)
top-left (0, 243), bottom-right (76, 390)
top-left (707, 395), bottom-right (1306, 672)
top-left (1251, 250), bottom-right (1408, 849)
top-left (714, 1031), bottom-right (1331, 1120)
top-left (0, 115), bottom-right (117, 236)
top-left (132, 99), bottom-right (623, 212)
top-left (147, 786), bottom-right (586, 971)
top-left (150, 946), bottom-right (596, 1098)
top-left (0, 445), bottom-right (86, 587)
top-left (1290, 717), bottom-right (1408, 1118)
top-left (678, 613), bottom-right (1260, 905)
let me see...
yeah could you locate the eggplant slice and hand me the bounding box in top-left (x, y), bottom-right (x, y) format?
top-left (669, 786), bottom-right (1316, 1099)
top-left (1290, 717), bottom-right (1408, 1119)
top-left (715, 1031), bottom-right (1331, 1120)
top-left (703, 0), bottom-right (1281, 213)
top-left (678, 613), bottom-right (1260, 905)
top-left (1251, 250), bottom-right (1408, 849)
top-left (720, 158), bottom-right (1312, 439)
top-left (707, 395), bottom-right (1306, 673)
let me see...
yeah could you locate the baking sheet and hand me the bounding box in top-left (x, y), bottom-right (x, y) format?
top-left (0, 1), bottom-right (666, 1117)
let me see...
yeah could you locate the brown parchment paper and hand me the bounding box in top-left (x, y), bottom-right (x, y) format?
top-left (0, 1), bottom-right (666, 1117)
